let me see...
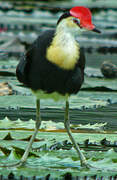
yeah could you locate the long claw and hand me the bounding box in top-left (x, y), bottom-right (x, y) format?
top-left (0, 161), bottom-right (25, 168)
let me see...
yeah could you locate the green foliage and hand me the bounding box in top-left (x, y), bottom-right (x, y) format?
top-left (0, 118), bottom-right (117, 178)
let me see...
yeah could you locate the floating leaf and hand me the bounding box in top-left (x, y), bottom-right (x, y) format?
top-left (0, 146), bottom-right (11, 156)
top-left (0, 94), bottom-right (108, 110)
top-left (2, 132), bottom-right (44, 142)
top-left (12, 146), bottom-right (40, 158)
top-left (20, 135), bottom-right (44, 142)
top-left (0, 130), bottom-right (117, 177)
top-left (3, 132), bottom-right (14, 140)
top-left (71, 123), bottom-right (107, 132)
top-left (7, 149), bottom-right (20, 161)
top-left (82, 76), bottom-right (117, 91)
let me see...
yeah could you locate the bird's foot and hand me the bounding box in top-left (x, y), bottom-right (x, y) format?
top-left (0, 161), bottom-right (25, 168)
top-left (81, 161), bottom-right (96, 169)
top-left (82, 163), bottom-right (93, 169)
top-left (81, 162), bottom-right (103, 171)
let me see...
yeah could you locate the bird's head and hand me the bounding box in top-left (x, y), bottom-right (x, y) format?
top-left (57, 6), bottom-right (101, 34)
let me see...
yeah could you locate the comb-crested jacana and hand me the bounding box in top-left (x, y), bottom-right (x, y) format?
top-left (1, 6), bottom-right (101, 168)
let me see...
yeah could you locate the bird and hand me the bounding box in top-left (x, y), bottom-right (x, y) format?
top-left (2, 6), bottom-right (101, 168)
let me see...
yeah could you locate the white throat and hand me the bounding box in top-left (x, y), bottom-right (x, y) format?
top-left (46, 19), bottom-right (80, 70)
top-left (56, 18), bottom-right (82, 37)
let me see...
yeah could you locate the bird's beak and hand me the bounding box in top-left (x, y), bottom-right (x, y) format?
top-left (92, 27), bottom-right (101, 33)
top-left (81, 23), bottom-right (101, 33)
top-left (87, 24), bottom-right (101, 33)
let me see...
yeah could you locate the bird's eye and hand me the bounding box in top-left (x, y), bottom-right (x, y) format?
top-left (73, 18), bottom-right (80, 25)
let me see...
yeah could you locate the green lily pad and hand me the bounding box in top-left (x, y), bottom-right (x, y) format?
top-left (82, 76), bottom-right (117, 91)
top-left (0, 93), bottom-right (108, 109)
top-left (0, 129), bottom-right (117, 177)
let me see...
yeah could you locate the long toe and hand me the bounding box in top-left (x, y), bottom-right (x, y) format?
top-left (81, 161), bottom-right (97, 169)
top-left (12, 161), bottom-right (26, 168)
top-left (0, 161), bottom-right (25, 168)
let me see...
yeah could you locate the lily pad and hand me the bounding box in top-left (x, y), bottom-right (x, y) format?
top-left (0, 129), bottom-right (117, 178)
top-left (0, 93), bottom-right (108, 109)
top-left (82, 76), bottom-right (117, 91)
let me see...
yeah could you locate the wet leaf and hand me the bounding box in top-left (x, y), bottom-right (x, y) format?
top-left (20, 135), bottom-right (44, 142)
top-left (0, 146), bottom-right (11, 156)
top-left (0, 129), bottom-right (117, 177)
top-left (3, 132), bottom-right (14, 140)
top-left (7, 149), bottom-right (20, 161)
top-left (2, 132), bottom-right (44, 142)
top-left (0, 94), bottom-right (108, 109)
top-left (12, 146), bottom-right (40, 158)
top-left (71, 123), bottom-right (107, 131)
top-left (82, 76), bottom-right (117, 91)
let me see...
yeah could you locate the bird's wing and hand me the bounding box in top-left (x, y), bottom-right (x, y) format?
top-left (16, 30), bottom-right (55, 86)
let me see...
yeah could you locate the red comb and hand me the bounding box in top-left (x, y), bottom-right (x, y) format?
top-left (70, 6), bottom-right (95, 30)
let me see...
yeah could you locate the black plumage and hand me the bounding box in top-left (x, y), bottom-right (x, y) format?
top-left (16, 30), bottom-right (85, 95)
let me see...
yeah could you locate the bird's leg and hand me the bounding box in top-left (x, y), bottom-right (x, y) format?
top-left (0, 99), bottom-right (41, 167)
top-left (18, 99), bottom-right (41, 165)
top-left (64, 100), bottom-right (91, 168)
